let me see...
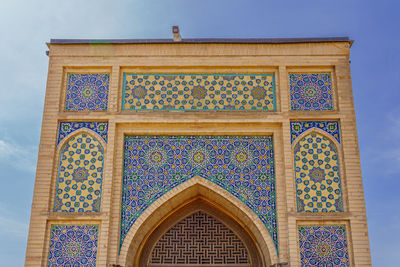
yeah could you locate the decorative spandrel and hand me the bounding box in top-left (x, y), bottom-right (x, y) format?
top-left (120, 136), bottom-right (277, 251)
top-left (122, 73), bottom-right (276, 111)
top-left (58, 121), bottom-right (108, 145)
top-left (290, 121), bottom-right (340, 144)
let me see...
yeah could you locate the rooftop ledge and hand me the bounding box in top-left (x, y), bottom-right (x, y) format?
top-left (49, 37), bottom-right (352, 46)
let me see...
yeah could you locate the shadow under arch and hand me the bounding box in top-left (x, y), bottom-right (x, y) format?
top-left (118, 177), bottom-right (277, 267)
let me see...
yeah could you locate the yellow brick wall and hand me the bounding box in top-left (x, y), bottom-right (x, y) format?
top-left (25, 41), bottom-right (371, 266)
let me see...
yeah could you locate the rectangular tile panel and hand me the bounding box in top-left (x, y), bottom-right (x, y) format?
top-left (122, 73), bottom-right (275, 111)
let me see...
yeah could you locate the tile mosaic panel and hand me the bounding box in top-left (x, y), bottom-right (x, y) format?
top-left (65, 73), bottom-right (110, 111)
top-left (47, 225), bottom-right (98, 267)
top-left (58, 121), bottom-right (108, 145)
top-left (122, 73), bottom-right (276, 111)
top-left (298, 225), bottom-right (350, 267)
top-left (121, 136), bottom-right (277, 250)
top-left (289, 73), bottom-right (333, 111)
top-left (294, 132), bottom-right (343, 212)
top-left (54, 132), bottom-right (104, 212)
top-left (291, 121), bottom-right (340, 144)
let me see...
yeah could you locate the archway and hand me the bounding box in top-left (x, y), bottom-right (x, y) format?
top-left (139, 199), bottom-right (261, 267)
top-left (118, 178), bottom-right (276, 267)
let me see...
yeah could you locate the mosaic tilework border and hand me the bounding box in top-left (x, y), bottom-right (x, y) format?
top-left (290, 121), bottom-right (340, 144)
top-left (120, 135), bottom-right (278, 252)
top-left (298, 224), bottom-right (350, 267)
top-left (57, 121), bottom-right (108, 145)
top-left (47, 224), bottom-right (99, 267)
top-left (122, 73), bottom-right (276, 111)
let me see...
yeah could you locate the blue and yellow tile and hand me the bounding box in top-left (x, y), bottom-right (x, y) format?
top-left (121, 136), bottom-right (278, 250)
top-left (122, 74), bottom-right (275, 111)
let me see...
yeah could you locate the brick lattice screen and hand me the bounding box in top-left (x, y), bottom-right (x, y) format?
top-left (149, 211), bottom-right (250, 265)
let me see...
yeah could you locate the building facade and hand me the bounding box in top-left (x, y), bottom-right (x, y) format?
top-left (25, 37), bottom-right (371, 266)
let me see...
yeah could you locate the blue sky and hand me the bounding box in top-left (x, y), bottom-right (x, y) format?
top-left (0, 0), bottom-right (399, 265)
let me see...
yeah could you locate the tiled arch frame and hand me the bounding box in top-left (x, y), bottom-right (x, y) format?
top-left (291, 127), bottom-right (347, 213)
top-left (118, 177), bottom-right (278, 267)
top-left (109, 122), bottom-right (287, 266)
top-left (51, 127), bottom-right (107, 213)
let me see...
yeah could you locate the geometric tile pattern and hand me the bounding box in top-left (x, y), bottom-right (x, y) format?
top-left (65, 73), bottom-right (110, 111)
top-left (291, 121), bottom-right (340, 144)
top-left (54, 132), bottom-right (104, 212)
top-left (298, 225), bottom-right (350, 267)
top-left (289, 73), bottom-right (333, 111)
top-left (294, 132), bottom-right (343, 212)
top-left (47, 225), bottom-right (99, 267)
top-left (57, 121), bottom-right (108, 145)
top-left (121, 136), bottom-right (277, 251)
top-left (150, 211), bottom-right (249, 265)
top-left (122, 73), bottom-right (276, 111)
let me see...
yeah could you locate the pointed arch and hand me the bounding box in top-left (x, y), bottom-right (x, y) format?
top-left (118, 177), bottom-right (277, 267)
top-left (290, 121), bottom-right (341, 145)
top-left (292, 127), bottom-right (341, 150)
top-left (292, 129), bottom-right (344, 213)
top-left (53, 128), bottom-right (106, 213)
top-left (143, 206), bottom-right (254, 266)
top-left (57, 127), bottom-right (107, 150)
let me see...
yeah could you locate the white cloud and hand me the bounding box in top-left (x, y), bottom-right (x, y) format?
top-left (0, 215), bottom-right (28, 239)
top-left (0, 139), bottom-right (37, 173)
top-left (0, 202), bottom-right (28, 239)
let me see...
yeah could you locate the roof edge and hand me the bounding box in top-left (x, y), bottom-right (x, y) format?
top-left (50, 37), bottom-right (352, 45)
